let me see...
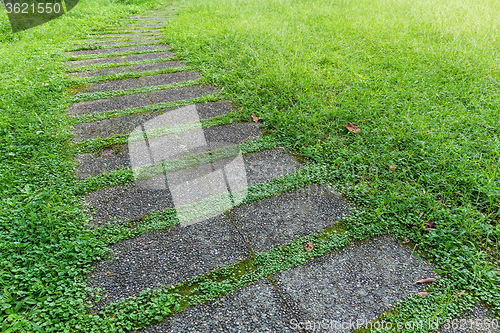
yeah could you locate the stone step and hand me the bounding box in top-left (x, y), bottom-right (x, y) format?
top-left (271, 235), bottom-right (437, 331)
top-left (67, 51), bottom-right (174, 68)
top-left (67, 85), bottom-right (218, 116)
top-left (74, 71), bottom-right (200, 94)
top-left (72, 100), bottom-right (236, 142)
top-left (144, 279), bottom-right (297, 333)
top-left (69, 61), bottom-right (186, 78)
top-left (82, 123), bottom-right (291, 225)
top-left (67, 44), bottom-right (169, 57)
top-left (88, 215), bottom-right (250, 307)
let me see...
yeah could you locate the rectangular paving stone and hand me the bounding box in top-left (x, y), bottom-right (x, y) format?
top-left (137, 71), bottom-right (201, 86)
top-left (229, 184), bottom-right (351, 253)
top-left (87, 215), bottom-right (250, 305)
top-left (75, 123), bottom-right (265, 179)
top-left (148, 85), bottom-right (219, 104)
top-left (80, 148), bottom-right (300, 233)
top-left (72, 101), bottom-right (235, 142)
top-left (272, 235), bottom-right (438, 332)
top-left (67, 56), bottom-right (125, 68)
top-left (69, 66), bottom-right (132, 78)
top-left (68, 44), bottom-right (169, 56)
top-left (145, 279), bottom-right (297, 333)
top-left (128, 60), bottom-right (186, 72)
top-left (96, 33), bottom-right (154, 38)
top-left (85, 177), bottom-right (174, 225)
top-left (76, 77), bottom-right (141, 94)
top-left (123, 51), bottom-right (174, 62)
top-left (67, 93), bottom-right (151, 116)
top-left (69, 61), bottom-right (185, 78)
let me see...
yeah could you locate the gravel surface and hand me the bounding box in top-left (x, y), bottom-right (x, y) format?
top-left (144, 279), bottom-right (297, 333)
top-left (71, 101), bottom-right (236, 142)
top-left (230, 184), bottom-right (351, 253)
top-left (273, 235), bottom-right (437, 332)
top-left (68, 44), bottom-right (170, 56)
top-left (87, 215), bottom-right (249, 305)
top-left (67, 51), bottom-right (174, 68)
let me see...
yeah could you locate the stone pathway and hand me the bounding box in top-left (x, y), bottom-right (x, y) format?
top-left (69, 8), bottom-right (442, 333)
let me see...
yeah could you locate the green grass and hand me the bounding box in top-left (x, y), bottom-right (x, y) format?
top-left (2, 0), bottom-right (500, 331)
top-left (161, 0), bottom-right (500, 326)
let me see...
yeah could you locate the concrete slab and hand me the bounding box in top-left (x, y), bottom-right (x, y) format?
top-left (67, 93), bottom-right (151, 116)
top-left (229, 184), bottom-right (350, 253)
top-left (75, 145), bottom-right (130, 179)
top-left (68, 44), bottom-right (169, 56)
top-left (87, 215), bottom-right (250, 305)
top-left (129, 61), bottom-right (186, 72)
top-left (72, 101), bottom-right (236, 142)
top-left (124, 51), bottom-right (174, 62)
top-left (145, 279), bottom-right (297, 333)
top-left (67, 56), bottom-right (125, 68)
top-left (148, 85), bottom-right (219, 104)
top-left (272, 235), bottom-right (438, 332)
top-left (69, 66), bottom-right (132, 78)
top-left (137, 71), bottom-right (201, 86)
top-left (84, 179), bottom-right (174, 225)
top-left (76, 77), bottom-right (141, 94)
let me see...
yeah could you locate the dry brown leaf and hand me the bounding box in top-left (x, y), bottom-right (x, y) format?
top-left (416, 278), bottom-right (437, 284)
top-left (424, 220), bottom-right (436, 230)
top-left (403, 237), bottom-right (410, 243)
top-left (343, 122), bottom-right (360, 134)
top-left (251, 113), bottom-right (258, 123)
top-left (416, 292), bottom-right (428, 297)
top-left (304, 242), bottom-right (314, 252)
top-left (389, 164), bottom-right (395, 171)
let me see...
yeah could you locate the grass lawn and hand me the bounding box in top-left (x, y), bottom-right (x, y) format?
top-left (0, 0), bottom-right (499, 331)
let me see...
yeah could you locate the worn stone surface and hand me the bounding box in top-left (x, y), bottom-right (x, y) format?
top-left (137, 71), bottom-right (201, 86)
top-left (72, 101), bottom-right (235, 142)
top-left (67, 51), bottom-right (174, 68)
top-left (87, 215), bottom-right (249, 305)
top-left (230, 184), bottom-right (350, 253)
top-left (145, 279), bottom-right (297, 333)
top-left (85, 178), bottom-right (174, 225)
top-left (68, 44), bottom-right (169, 56)
top-left (68, 93), bottom-right (151, 116)
top-left (70, 61), bottom-right (185, 78)
top-left (272, 235), bottom-right (438, 332)
top-left (76, 78), bottom-right (141, 94)
top-left (148, 85), bottom-right (219, 104)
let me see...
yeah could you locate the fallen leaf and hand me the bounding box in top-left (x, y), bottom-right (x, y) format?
top-left (403, 237), bottom-right (410, 243)
top-left (424, 220), bottom-right (436, 230)
top-left (251, 113), bottom-right (258, 123)
top-left (221, 87), bottom-right (225, 91)
top-left (389, 164), bottom-right (395, 171)
top-left (416, 278), bottom-right (436, 284)
top-left (304, 242), bottom-right (314, 252)
top-left (343, 122), bottom-right (360, 134)
top-left (416, 292), bottom-right (428, 297)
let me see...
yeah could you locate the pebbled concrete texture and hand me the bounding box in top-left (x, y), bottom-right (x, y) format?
top-left (75, 145), bottom-right (130, 179)
top-left (68, 44), bottom-right (170, 56)
top-left (230, 184), bottom-right (350, 253)
top-left (272, 235), bottom-right (438, 333)
top-left (437, 304), bottom-right (500, 333)
top-left (72, 101), bottom-right (236, 142)
top-left (70, 61), bottom-right (186, 78)
top-left (67, 51), bottom-right (174, 68)
top-left (76, 77), bottom-right (141, 94)
top-left (144, 279), bottom-right (298, 333)
top-left (87, 215), bottom-right (250, 306)
top-left (148, 85), bottom-right (219, 104)
top-left (84, 178), bottom-right (174, 225)
top-left (67, 93), bottom-right (151, 116)
top-left (137, 71), bottom-right (201, 86)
